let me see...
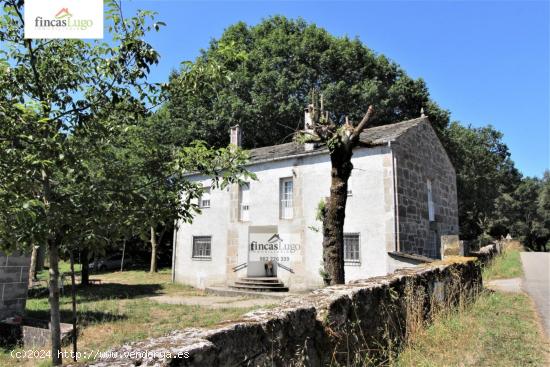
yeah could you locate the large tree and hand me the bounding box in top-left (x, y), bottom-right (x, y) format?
top-left (167, 15), bottom-right (529, 253)
top-left (0, 2), bottom-right (164, 362)
top-left (443, 122), bottom-right (521, 240)
top-left (493, 174), bottom-right (549, 251)
top-left (0, 1), bottom-right (253, 364)
top-left (168, 16), bottom-right (449, 150)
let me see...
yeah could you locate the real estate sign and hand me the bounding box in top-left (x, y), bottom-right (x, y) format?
top-left (247, 226), bottom-right (301, 275)
top-left (24, 0), bottom-right (104, 39)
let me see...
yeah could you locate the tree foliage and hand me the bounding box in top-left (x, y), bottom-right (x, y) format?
top-left (167, 16), bottom-right (449, 149)
top-left (443, 122), bottom-right (521, 240)
top-left (0, 0), bottom-right (255, 363)
top-left (493, 173), bottom-right (550, 251)
top-left (166, 15), bottom-right (549, 252)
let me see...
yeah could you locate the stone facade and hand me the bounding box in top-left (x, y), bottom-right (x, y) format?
top-left (0, 252), bottom-right (31, 321)
top-left (392, 121), bottom-right (459, 258)
top-left (84, 254), bottom-right (493, 367)
top-left (174, 148), bottom-right (397, 291)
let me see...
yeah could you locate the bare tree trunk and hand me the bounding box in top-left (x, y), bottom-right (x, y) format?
top-left (28, 245), bottom-right (39, 286)
top-left (48, 239), bottom-right (62, 365)
top-left (150, 226), bottom-right (158, 273)
top-left (80, 248), bottom-right (89, 286)
top-left (36, 242), bottom-right (46, 271)
top-left (322, 151), bottom-right (353, 285)
top-left (41, 166), bottom-right (62, 365)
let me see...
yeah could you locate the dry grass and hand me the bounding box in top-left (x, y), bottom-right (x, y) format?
top-left (394, 290), bottom-right (549, 367)
top-left (483, 241), bottom-right (524, 280)
top-left (1, 269), bottom-right (267, 366)
top-left (394, 245), bottom-right (549, 367)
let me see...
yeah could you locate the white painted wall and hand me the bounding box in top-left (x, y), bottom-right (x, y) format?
top-left (174, 146), bottom-right (397, 291)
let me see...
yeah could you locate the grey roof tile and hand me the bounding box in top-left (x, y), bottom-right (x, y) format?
top-left (247, 116), bottom-right (427, 164)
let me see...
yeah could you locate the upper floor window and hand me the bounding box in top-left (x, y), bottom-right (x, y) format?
top-left (199, 186), bottom-right (211, 208)
top-left (192, 236), bottom-right (211, 260)
top-left (344, 233), bottom-right (360, 264)
top-left (239, 182), bottom-right (250, 221)
top-left (280, 177), bottom-right (294, 219)
top-left (427, 179), bottom-right (435, 221)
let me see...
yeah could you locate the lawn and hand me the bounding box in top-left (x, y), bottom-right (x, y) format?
top-left (1, 268), bottom-right (268, 366)
top-left (482, 241), bottom-right (524, 280)
top-left (394, 245), bottom-right (549, 367)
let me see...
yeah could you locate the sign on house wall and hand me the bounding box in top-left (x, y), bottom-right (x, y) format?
top-left (248, 226), bottom-right (301, 275)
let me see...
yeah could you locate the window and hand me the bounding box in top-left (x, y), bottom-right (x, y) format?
top-left (427, 179), bottom-right (435, 221)
top-left (239, 182), bottom-right (250, 221)
top-left (192, 236), bottom-right (211, 259)
top-left (344, 233), bottom-right (360, 264)
top-left (280, 177), bottom-right (294, 219)
top-left (199, 187), bottom-right (211, 208)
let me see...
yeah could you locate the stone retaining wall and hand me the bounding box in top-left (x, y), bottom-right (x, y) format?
top-left (0, 252), bottom-right (31, 321)
top-left (84, 251), bottom-right (500, 367)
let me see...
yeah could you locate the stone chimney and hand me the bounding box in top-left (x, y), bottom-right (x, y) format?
top-left (230, 125), bottom-right (242, 147)
top-left (304, 105), bottom-right (317, 151)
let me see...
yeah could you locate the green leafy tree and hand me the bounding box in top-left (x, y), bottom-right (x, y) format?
top-left (443, 122), bottom-right (521, 240)
top-left (116, 110), bottom-right (255, 272)
top-left (168, 16), bottom-right (449, 149)
top-left (0, 1), bottom-right (164, 362)
top-left (129, 43), bottom-right (250, 272)
top-left (0, 1), bottom-right (254, 363)
top-left (537, 171), bottom-right (550, 250)
top-left (494, 175), bottom-right (549, 251)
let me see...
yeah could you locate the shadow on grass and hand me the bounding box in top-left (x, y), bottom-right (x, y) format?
top-left (25, 308), bottom-right (128, 327)
top-left (29, 283), bottom-right (164, 302)
top-left (76, 283), bottom-right (164, 302)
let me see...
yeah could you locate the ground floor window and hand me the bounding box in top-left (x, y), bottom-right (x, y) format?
top-left (344, 233), bottom-right (360, 264)
top-left (192, 236), bottom-right (212, 259)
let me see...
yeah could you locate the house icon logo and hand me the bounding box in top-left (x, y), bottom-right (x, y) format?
top-left (55, 8), bottom-right (72, 19)
top-left (267, 234), bottom-right (283, 244)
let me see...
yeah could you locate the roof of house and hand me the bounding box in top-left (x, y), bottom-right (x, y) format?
top-left (248, 116), bottom-right (427, 164)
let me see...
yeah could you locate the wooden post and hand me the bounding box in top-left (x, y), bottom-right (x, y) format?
top-left (69, 251), bottom-right (77, 361)
top-left (120, 239), bottom-right (126, 272)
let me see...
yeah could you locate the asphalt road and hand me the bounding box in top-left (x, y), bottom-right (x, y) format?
top-left (520, 252), bottom-right (550, 337)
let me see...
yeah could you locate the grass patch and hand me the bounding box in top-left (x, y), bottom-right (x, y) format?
top-left (395, 290), bottom-right (549, 367)
top-left (483, 245), bottom-right (523, 280)
top-left (1, 269), bottom-right (269, 366)
top-left (395, 244), bottom-right (549, 367)
top-left (35, 261), bottom-right (82, 282)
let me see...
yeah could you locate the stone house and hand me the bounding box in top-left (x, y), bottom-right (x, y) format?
top-left (172, 113), bottom-right (459, 291)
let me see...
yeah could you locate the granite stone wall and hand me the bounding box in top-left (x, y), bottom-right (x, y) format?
top-left (83, 255), bottom-right (488, 367)
top-left (0, 252), bottom-right (31, 321)
top-left (392, 121), bottom-right (459, 258)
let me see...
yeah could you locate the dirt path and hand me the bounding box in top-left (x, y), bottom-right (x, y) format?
top-left (520, 252), bottom-right (550, 337)
top-left (149, 294), bottom-right (279, 309)
top-left (485, 277), bottom-right (522, 293)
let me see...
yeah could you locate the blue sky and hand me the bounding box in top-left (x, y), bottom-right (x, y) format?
top-left (123, 0), bottom-right (549, 178)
